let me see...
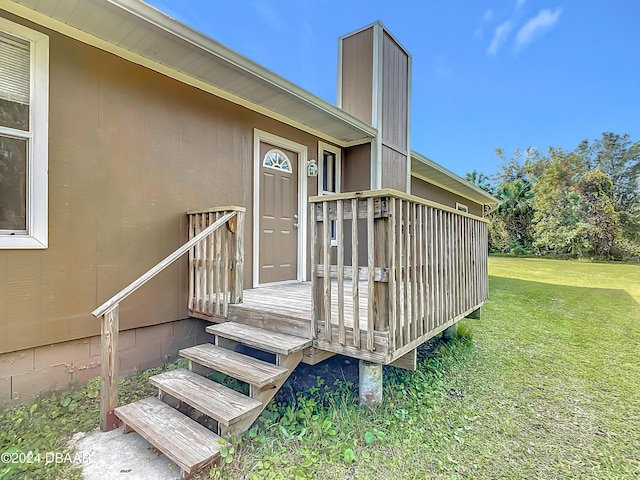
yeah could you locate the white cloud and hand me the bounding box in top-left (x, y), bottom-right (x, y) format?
top-left (515, 8), bottom-right (562, 50)
top-left (484, 8), bottom-right (494, 21)
top-left (487, 20), bottom-right (512, 56)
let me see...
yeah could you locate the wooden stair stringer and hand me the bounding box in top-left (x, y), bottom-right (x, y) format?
top-left (219, 349), bottom-right (303, 436)
top-left (204, 323), bottom-right (310, 436)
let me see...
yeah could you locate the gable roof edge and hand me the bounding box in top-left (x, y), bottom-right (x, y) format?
top-left (411, 151), bottom-right (499, 206)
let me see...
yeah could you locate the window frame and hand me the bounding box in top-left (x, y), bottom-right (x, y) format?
top-left (455, 202), bottom-right (469, 213)
top-left (0, 18), bottom-right (49, 249)
top-left (318, 142), bottom-right (341, 197)
top-left (317, 142), bottom-right (342, 245)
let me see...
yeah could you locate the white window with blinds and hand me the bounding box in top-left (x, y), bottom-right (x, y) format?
top-left (0, 18), bottom-right (49, 249)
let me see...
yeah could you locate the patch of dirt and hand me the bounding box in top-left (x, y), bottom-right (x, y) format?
top-left (274, 354), bottom-right (360, 404)
top-left (269, 334), bottom-right (449, 405)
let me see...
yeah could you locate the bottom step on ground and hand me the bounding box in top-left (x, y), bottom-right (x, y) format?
top-left (114, 396), bottom-right (221, 479)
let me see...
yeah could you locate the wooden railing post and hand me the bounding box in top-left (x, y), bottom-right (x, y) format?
top-left (230, 210), bottom-right (245, 304)
top-left (373, 199), bottom-right (389, 333)
top-left (311, 202), bottom-right (324, 338)
top-left (100, 305), bottom-right (119, 432)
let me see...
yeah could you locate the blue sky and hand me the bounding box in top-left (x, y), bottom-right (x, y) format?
top-left (145, 0), bottom-right (640, 178)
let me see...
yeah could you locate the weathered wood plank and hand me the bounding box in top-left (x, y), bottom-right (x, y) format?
top-left (180, 344), bottom-right (288, 388)
top-left (417, 205), bottom-right (425, 337)
top-left (302, 347), bottom-right (336, 365)
top-left (114, 397), bottom-right (222, 477)
top-left (313, 339), bottom-right (388, 364)
top-left (223, 223), bottom-right (230, 318)
top-left (214, 215), bottom-right (222, 316)
top-left (313, 197), bottom-right (390, 221)
top-left (389, 348), bottom-right (417, 371)
top-left (311, 203), bottom-right (319, 338)
top-left (366, 197), bottom-right (375, 352)
top-left (373, 207), bottom-right (389, 334)
top-left (100, 306), bottom-right (119, 432)
top-left (323, 201), bottom-right (332, 339)
top-left (396, 199), bottom-right (403, 349)
top-left (351, 198), bottom-right (360, 349)
top-left (230, 210), bottom-right (244, 304)
top-left (427, 207), bottom-right (437, 331)
top-left (187, 205), bottom-right (246, 215)
top-left (309, 189), bottom-right (489, 223)
top-left (316, 265), bottom-right (389, 282)
top-left (206, 322), bottom-right (312, 355)
top-left (337, 199), bottom-right (345, 345)
top-left (403, 200), bottom-right (410, 343)
top-left (388, 197), bottom-right (397, 352)
top-left (188, 214), bottom-right (195, 311)
top-left (150, 368), bottom-right (261, 427)
top-left (411, 202), bottom-right (418, 341)
top-left (227, 305), bottom-right (311, 338)
top-left (196, 215), bottom-right (204, 313)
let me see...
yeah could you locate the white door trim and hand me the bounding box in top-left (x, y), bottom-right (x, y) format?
top-left (253, 128), bottom-right (308, 288)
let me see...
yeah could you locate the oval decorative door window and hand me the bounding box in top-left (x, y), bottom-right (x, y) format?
top-left (263, 149), bottom-right (292, 172)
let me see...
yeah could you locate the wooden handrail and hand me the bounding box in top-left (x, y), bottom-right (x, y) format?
top-left (92, 207), bottom-right (244, 432)
top-left (92, 211), bottom-right (237, 318)
top-left (309, 188), bottom-right (489, 223)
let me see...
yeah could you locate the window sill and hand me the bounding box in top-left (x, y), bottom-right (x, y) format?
top-left (0, 234), bottom-right (48, 249)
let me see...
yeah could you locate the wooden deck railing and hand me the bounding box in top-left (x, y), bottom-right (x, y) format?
top-left (310, 189), bottom-right (488, 363)
top-left (91, 206), bottom-right (245, 431)
top-left (187, 207), bottom-right (245, 320)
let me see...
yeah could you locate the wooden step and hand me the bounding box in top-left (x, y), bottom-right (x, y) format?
top-left (149, 368), bottom-right (262, 428)
top-left (227, 304), bottom-right (312, 338)
top-left (206, 322), bottom-right (312, 355)
top-left (114, 396), bottom-right (221, 478)
top-left (180, 343), bottom-right (289, 388)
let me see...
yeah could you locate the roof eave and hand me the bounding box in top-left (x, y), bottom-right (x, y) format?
top-left (411, 151), bottom-right (500, 206)
top-left (6, 0), bottom-right (376, 145)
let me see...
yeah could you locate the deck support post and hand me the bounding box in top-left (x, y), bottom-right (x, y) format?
top-left (359, 360), bottom-right (383, 407)
top-left (443, 322), bottom-right (458, 340)
top-left (100, 306), bottom-right (120, 431)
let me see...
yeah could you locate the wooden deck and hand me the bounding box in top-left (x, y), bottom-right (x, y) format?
top-left (186, 191), bottom-right (489, 365)
top-left (237, 281), bottom-right (369, 335)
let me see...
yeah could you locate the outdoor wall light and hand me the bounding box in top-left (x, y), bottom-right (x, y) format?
top-left (307, 159), bottom-right (318, 177)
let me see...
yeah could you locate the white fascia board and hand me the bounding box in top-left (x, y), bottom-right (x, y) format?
top-left (5, 0), bottom-right (375, 146)
top-left (107, 0), bottom-right (376, 138)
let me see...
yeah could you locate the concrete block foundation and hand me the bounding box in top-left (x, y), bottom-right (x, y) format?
top-left (0, 318), bottom-right (211, 406)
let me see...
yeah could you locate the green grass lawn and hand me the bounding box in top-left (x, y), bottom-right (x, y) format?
top-left (2, 257), bottom-right (639, 479)
top-left (220, 257), bottom-right (640, 479)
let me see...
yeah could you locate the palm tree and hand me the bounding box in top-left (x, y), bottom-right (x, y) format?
top-left (495, 179), bottom-right (535, 247)
top-left (465, 169), bottom-right (493, 193)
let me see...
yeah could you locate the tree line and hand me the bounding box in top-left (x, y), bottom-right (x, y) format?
top-left (467, 132), bottom-right (640, 261)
